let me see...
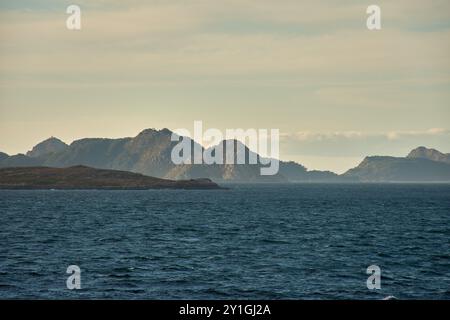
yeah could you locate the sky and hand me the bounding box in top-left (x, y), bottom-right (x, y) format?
top-left (0, 0), bottom-right (449, 173)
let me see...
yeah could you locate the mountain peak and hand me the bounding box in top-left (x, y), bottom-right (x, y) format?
top-left (136, 128), bottom-right (173, 137)
top-left (137, 128), bottom-right (157, 136)
top-left (26, 137), bottom-right (68, 158)
top-left (407, 146), bottom-right (450, 164)
top-left (160, 128), bottom-right (172, 135)
top-left (208, 139), bottom-right (256, 159)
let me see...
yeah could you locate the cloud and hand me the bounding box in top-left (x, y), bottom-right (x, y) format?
top-left (280, 128), bottom-right (450, 158)
top-left (285, 128), bottom-right (449, 141)
top-left (386, 128), bottom-right (450, 140)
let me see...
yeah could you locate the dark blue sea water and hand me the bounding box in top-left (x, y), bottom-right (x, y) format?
top-left (0, 184), bottom-right (449, 299)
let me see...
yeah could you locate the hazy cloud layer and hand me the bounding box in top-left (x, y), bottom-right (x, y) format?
top-left (281, 128), bottom-right (450, 156)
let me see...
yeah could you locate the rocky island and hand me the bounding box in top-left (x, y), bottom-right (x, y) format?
top-left (0, 166), bottom-right (222, 190)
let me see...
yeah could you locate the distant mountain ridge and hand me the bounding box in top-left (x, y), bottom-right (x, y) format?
top-left (343, 146), bottom-right (450, 182)
top-left (343, 156), bottom-right (450, 182)
top-left (0, 128), bottom-right (340, 182)
top-left (407, 146), bottom-right (450, 164)
top-left (1, 131), bottom-right (449, 182)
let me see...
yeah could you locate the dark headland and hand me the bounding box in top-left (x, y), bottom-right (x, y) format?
top-left (0, 166), bottom-right (222, 190)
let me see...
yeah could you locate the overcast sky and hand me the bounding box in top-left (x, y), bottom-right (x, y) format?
top-left (1, 0), bottom-right (449, 173)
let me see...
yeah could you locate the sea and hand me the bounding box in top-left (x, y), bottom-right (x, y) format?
top-left (0, 184), bottom-right (449, 299)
